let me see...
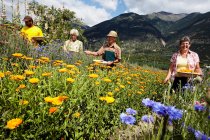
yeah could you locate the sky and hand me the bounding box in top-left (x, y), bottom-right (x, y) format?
top-left (1, 0), bottom-right (210, 26)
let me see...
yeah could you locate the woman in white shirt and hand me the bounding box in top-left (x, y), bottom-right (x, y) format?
top-left (63, 29), bottom-right (83, 53)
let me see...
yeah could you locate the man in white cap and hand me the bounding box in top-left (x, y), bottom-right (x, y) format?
top-left (84, 30), bottom-right (121, 66)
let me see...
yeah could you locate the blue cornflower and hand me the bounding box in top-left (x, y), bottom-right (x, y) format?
top-left (152, 102), bottom-right (167, 116)
top-left (194, 104), bottom-right (206, 111)
top-left (166, 106), bottom-right (183, 121)
top-left (187, 126), bottom-right (195, 133)
top-left (141, 115), bottom-right (154, 123)
top-left (208, 116), bottom-right (210, 120)
top-left (126, 108), bottom-right (137, 115)
top-left (142, 98), bottom-right (155, 108)
top-left (120, 113), bottom-right (136, 125)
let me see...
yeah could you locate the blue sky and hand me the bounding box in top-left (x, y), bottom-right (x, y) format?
top-left (2, 0), bottom-right (210, 26)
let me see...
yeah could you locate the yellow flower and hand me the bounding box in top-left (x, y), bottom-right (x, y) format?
top-left (19, 100), bottom-right (29, 105)
top-left (73, 112), bottom-right (81, 118)
top-left (137, 91), bottom-right (142, 94)
top-left (119, 84), bottom-right (125, 89)
top-left (6, 118), bottom-right (23, 129)
top-left (105, 96), bottom-right (115, 103)
top-left (89, 74), bottom-right (99, 78)
top-left (95, 81), bottom-right (100, 85)
top-left (103, 78), bottom-right (112, 83)
top-left (52, 97), bottom-right (63, 105)
top-left (18, 84), bottom-right (26, 89)
top-left (25, 57), bottom-right (33, 60)
top-left (66, 65), bottom-right (76, 69)
top-left (10, 75), bottom-right (25, 81)
top-left (67, 78), bottom-right (75, 83)
top-left (40, 57), bottom-right (50, 62)
top-left (55, 60), bottom-right (63, 63)
top-left (4, 71), bottom-right (12, 76)
top-left (127, 81), bottom-right (132, 85)
top-left (0, 72), bottom-right (5, 78)
top-left (58, 68), bottom-right (68, 73)
top-left (29, 78), bottom-right (39, 84)
top-left (107, 92), bottom-right (113, 96)
top-left (42, 72), bottom-right (52, 77)
top-left (68, 70), bottom-right (76, 75)
top-left (49, 107), bottom-right (58, 114)
top-left (115, 88), bottom-right (120, 92)
top-left (44, 96), bottom-right (54, 103)
top-left (99, 97), bottom-right (106, 101)
top-left (29, 65), bottom-right (36, 69)
top-left (12, 53), bottom-right (23, 57)
top-left (24, 70), bottom-right (35, 76)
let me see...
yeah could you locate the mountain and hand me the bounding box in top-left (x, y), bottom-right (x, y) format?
top-left (84, 13), bottom-right (163, 41)
top-left (83, 11), bottom-right (210, 66)
top-left (146, 11), bottom-right (187, 22)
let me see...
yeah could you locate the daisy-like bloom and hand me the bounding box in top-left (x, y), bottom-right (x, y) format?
top-left (29, 65), bottom-right (36, 69)
top-left (19, 100), bottom-right (29, 105)
top-left (58, 68), bottom-right (68, 73)
top-left (73, 112), bottom-right (81, 118)
top-left (40, 57), bottom-right (50, 62)
top-left (24, 70), bottom-right (35, 76)
top-left (66, 65), bottom-right (75, 69)
top-left (49, 107), bottom-right (58, 114)
top-left (103, 78), bottom-right (112, 83)
top-left (99, 96), bottom-right (115, 104)
top-left (55, 60), bottom-right (63, 63)
top-left (137, 91), bottom-right (142, 94)
top-left (25, 57), bottom-right (33, 60)
top-left (107, 92), bottom-right (113, 96)
top-left (42, 72), bottom-right (52, 77)
top-left (10, 75), bottom-right (25, 81)
top-left (68, 70), bottom-right (76, 75)
top-left (2, 57), bottom-right (9, 61)
top-left (29, 78), bottom-right (39, 84)
top-left (12, 53), bottom-right (23, 57)
top-left (115, 88), bottom-right (120, 92)
top-left (67, 78), bottom-right (75, 83)
top-left (0, 72), bottom-right (5, 78)
top-left (44, 96), bottom-right (68, 105)
top-left (18, 84), bottom-right (26, 89)
top-left (6, 118), bottom-right (23, 129)
top-left (127, 81), bottom-right (132, 85)
top-left (44, 96), bottom-right (54, 103)
top-left (89, 74), bottom-right (99, 78)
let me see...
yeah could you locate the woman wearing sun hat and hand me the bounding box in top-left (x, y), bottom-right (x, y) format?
top-left (84, 30), bottom-right (121, 66)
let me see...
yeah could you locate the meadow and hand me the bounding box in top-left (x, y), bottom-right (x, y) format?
top-left (0, 23), bottom-right (210, 140)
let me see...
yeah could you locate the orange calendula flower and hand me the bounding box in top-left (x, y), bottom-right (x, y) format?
top-left (66, 64), bottom-right (76, 69)
top-left (10, 75), bottom-right (25, 81)
top-left (6, 118), bottom-right (23, 129)
top-left (29, 78), bottom-right (39, 84)
top-left (73, 112), bottom-right (81, 118)
top-left (12, 53), bottom-right (23, 57)
top-left (44, 96), bottom-right (54, 103)
top-left (19, 100), bottom-right (29, 105)
top-left (49, 107), bottom-right (58, 114)
top-left (0, 72), bottom-right (5, 78)
top-left (29, 65), bottom-right (36, 69)
top-left (89, 74), bottom-right (99, 78)
top-left (4, 71), bottom-right (12, 76)
top-left (67, 78), bottom-right (75, 83)
top-left (103, 78), bottom-right (112, 83)
top-left (18, 84), bottom-right (26, 89)
top-left (58, 68), bottom-right (68, 73)
top-left (24, 70), bottom-right (35, 76)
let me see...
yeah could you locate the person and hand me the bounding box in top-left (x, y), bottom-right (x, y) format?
top-left (163, 36), bottom-right (202, 92)
top-left (20, 16), bottom-right (44, 45)
top-left (84, 30), bottom-right (121, 66)
top-left (63, 29), bottom-right (83, 53)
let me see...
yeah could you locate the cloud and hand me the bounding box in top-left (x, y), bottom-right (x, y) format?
top-left (92, 0), bottom-right (118, 11)
top-left (123, 0), bottom-right (210, 14)
top-left (3, 0), bottom-right (111, 26)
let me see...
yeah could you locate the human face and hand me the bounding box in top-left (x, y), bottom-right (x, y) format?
top-left (180, 41), bottom-right (190, 53)
top-left (107, 36), bottom-right (116, 45)
top-left (71, 34), bottom-right (77, 42)
top-left (25, 20), bottom-right (33, 27)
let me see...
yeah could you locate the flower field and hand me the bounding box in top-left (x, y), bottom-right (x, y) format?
top-left (1, 25), bottom-right (210, 140)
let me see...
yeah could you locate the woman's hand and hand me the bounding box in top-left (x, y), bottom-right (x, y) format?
top-left (163, 77), bottom-right (170, 84)
top-left (84, 50), bottom-right (91, 55)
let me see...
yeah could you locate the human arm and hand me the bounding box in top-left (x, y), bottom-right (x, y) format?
top-left (194, 62), bottom-right (202, 75)
top-left (163, 63), bottom-right (173, 84)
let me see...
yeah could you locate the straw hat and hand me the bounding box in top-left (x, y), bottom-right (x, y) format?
top-left (107, 30), bottom-right (118, 38)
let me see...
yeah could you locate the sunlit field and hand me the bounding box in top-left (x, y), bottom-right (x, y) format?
top-left (1, 2), bottom-right (210, 138)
